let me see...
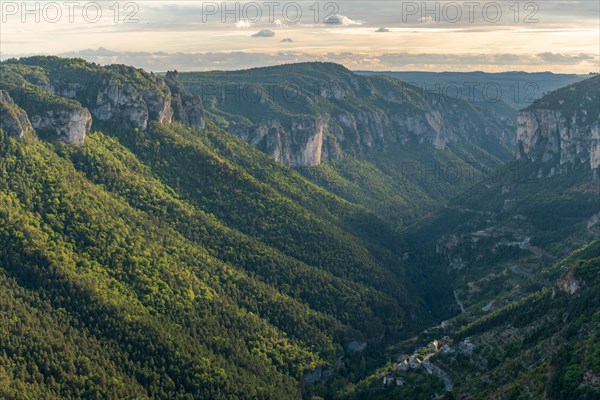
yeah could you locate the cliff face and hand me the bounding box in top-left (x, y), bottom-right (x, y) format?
top-left (165, 71), bottom-right (206, 130)
top-left (29, 107), bottom-right (92, 146)
top-left (85, 69), bottom-right (205, 132)
top-left (214, 93), bottom-right (504, 167)
top-left (228, 117), bottom-right (332, 167)
top-left (0, 64), bottom-right (94, 145)
top-left (331, 107), bottom-right (458, 152)
top-left (89, 79), bottom-right (171, 131)
top-left (0, 90), bottom-right (35, 140)
top-left (516, 75), bottom-right (600, 175)
top-left (517, 109), bottom-right (600, 173)
top-left (48, 71), bottom-right (173, 132)
top-left (0, 57), bottom-right (206, 145)
top-left (557, 268), bottom-right (583, 295)
top-left (178, 63), bottom-right (513, 167)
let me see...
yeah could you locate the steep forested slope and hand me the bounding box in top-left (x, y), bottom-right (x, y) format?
top-left (341, 76), bottom-right (600, 400)
top-left (402, 75), bottom-right (599, 315)
top-left (348, 243), bottom-right (600, 400)
top-left (0, 57), bottom-right (434, 399)
top-left (178, 63), bottom-right (514, 228)
top-left (1, 57), bottom-right (596, 400)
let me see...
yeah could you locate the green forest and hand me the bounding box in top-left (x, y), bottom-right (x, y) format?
top-left (0, 57), bottom-right (598, 399)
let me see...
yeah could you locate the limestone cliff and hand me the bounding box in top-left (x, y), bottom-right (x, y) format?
top-left (557, 268), bottom-right (583, 295)
top-left (517, 109), bottom-right (600, 173)
top-left (0, 64), bottom-right (94, 144)
top-left (0, 90), bottom-right (35, 140)
top-left (165, 71), bottom-right (206, 130)
top-left (48, 66), bottom-right (204, 132)
top-left (516, 75), bottom-right (599, 175)
top-left (179, 62), bottom-right (512, 167)
top-left (29, 107), bottom-right (92, 146)
top-left (48, 72), bottom-right (173, 131)
top-left (212, 90), bottom-right (501, 167)
top-left (227, 117), bottom-right (335, 166)
top-left (1, 57), bottom-right (207, 145)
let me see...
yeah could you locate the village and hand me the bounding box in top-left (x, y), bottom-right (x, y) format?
top-left (382, 334), bottom-right (477, 391)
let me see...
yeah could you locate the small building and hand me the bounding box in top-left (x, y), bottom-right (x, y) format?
top-left (397, 361), bottom-right (409, 371)
top-left (459, 338), bottom-right (476, 355)
top-left (441, 344), bottom-right (454, 353)
top-left (429, 340), bottom-right (439, 352)
top-left (408, 356), bottom-right (422, 368)
top-left (383, 375), bottom-right (395, 386)
top-left (438, 336), bottom-right (451, 347)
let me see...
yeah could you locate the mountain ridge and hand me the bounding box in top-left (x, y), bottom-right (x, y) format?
top-left (178, 62), bottom-right (517, 228)
top-left (178, 62), bottom-right (515, 165)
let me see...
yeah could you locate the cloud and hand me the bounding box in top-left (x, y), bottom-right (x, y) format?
top-left (251, 29), bottom-right (275, 38)
top-left (377, 52), bottom-right (599, 69)
top-left (8, 48), bottom-right (597, 74)
top-left (235, 20), bottom-right (252, 29)
top-left (537, 52), bottom-right (594, 64)
top-left (323, 15), bottom-right (362, 26)
top-left (376, 27), bottom-right (389, 32)
top-left (281, 38), bottom-right (294, 43)
top-left (78, 47), bottom-right (120, 56)
top-left (378, 52), bottom-right (526, 66)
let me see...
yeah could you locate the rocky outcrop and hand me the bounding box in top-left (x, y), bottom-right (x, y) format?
top-left (29, 107), bottom-right (92, 145)
top-left (142, 84), bottom-right (173, 124)
top-left (345, 340), bottom-right (367, 353)
top-left (304, 366), bottom-right (334, 384)
top-left (516, 76), bottom-right (600, 176)
top-left (188, 63), bottom-right (512, 167)
top-left (0, 64), bottom-right (91, 144)
top-left (229, 117), bottom-right (333, 166)
top-left (24, 59), bottom-right (203, 132)
top-left (583, 370), bottom-right (600, 390)
top-left (92, 81), bottom-right (149, 130)
top-left (517, 109), bottom-right (600, 173)
top-left (52, 78), bottom-right (172, 131)
top-left (0, 90), bottom-right (34, 140)
top-left (165, 71), bottom-right (205, 130)
top-left (587, 212), bottom-right (600, 233)
top-left (71, 68), bottom-right (205, 131)
top-left (217, 92), bottom-right (488, 167)
top-left (170, 94), bottom-right (205, 129)
top-left (1, 58), bottom-right (207, 146)
top-left (557, 269), bottom-right (583, 294)
top-left (324, 98), bottom-right (491, 161)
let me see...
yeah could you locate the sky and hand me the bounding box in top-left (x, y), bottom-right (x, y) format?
top-left (0, 0), bottom-right (599, 73)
